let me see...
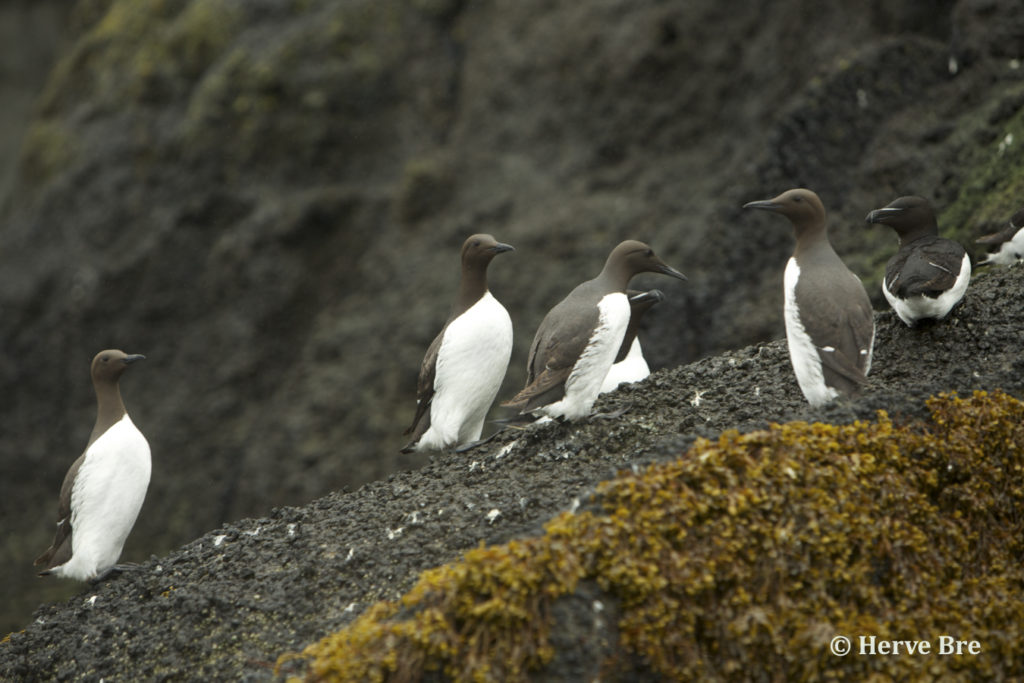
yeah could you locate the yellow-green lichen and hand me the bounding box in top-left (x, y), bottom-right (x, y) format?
top-left (282, 391), bottom-right (1024, 681)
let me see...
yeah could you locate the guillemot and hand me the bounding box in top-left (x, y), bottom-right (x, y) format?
top-left (402, 234), bottom-right (514, 452)
top-left (504, 241), bottom-right (686, 420)
top-left (744, 189), bottom-right (875, 406)
top-left (35, 350), bottom-right (151, 582)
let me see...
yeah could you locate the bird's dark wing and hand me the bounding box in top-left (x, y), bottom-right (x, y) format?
top-left (798, 272), bottom-right (874, 393)
top-left (35, 452), bottom-right (85, 573)
top-left (403, 326), bottom-right (447, 441)
top-left (504, 300), bottom-right (600, 413)
top-left (976, 224), bottom-right (1019, 245)
top-left (886, 237), bottom-right (967, 298)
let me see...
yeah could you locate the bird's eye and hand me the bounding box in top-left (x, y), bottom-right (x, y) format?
top-left (794, 196), bottom-right (803, 203)
top-left (472, 240), bottom-right (480, 247)
top-left (646, 249), bottom-right (654, 257)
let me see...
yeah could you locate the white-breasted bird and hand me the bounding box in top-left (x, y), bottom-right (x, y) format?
top-left (35, 350), bottom-right (151, 581)
top-left (504, 241), bottom-right (686, 420)
top-left (402, 234), bottom-right (514, 452)
top-left (744, 189), bottom-right (875, 407)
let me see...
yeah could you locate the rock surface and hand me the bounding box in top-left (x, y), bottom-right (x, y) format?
top-left (2, 0), bottom-right (1023, 647)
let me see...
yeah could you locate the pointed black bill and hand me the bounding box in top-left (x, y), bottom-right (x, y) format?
top-left (656, 264), bottom-right (687, 281)
top-left (742, 199), bottom-right (780, 212)
top-left (866, 207), bottom-right (904, 224)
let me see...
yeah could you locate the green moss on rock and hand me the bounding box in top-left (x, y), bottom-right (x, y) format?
top-left (17, 120), bottom-right (78, 190)
top-left (180, 1), bottom-right (409, 176)
top-left (940, 83), bottom-right (1024, 238)
top-left (284, 390), bottom-right (1024, 681)
top-left (38, 0), bottom-right (242, 112)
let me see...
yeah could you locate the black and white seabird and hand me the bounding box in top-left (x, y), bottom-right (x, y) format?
top-left (744, 189), bottom-right (875, 407)
top-left (866, 195), bottom-right (971, 326)
top-left (504, 241), bottom-right (686, 420)
top-left (35, 350), bottom-right (150, 581)
top-left (977, 207), bottom-right (1024, 266)
top-left (599, 289), bottom-right (664, 394)
top-left (402, 234), bottom-right (514, 452)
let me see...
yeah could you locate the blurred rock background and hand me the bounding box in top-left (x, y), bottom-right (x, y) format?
top-left (1, 0), bottom-right (1022, 633)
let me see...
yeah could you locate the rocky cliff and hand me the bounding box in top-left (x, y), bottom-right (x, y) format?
top-left (1, 0), bottom-right (1022, 661)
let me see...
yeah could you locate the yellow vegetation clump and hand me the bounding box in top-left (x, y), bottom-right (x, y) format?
top-left (282, 390), bottom-right (1024, 681)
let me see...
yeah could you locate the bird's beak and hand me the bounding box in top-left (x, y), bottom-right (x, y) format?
top-left (743, 199), bottom-right (780, 212)
top-left (656, 263), bottom-right (687, 281)
top-left (630, 289), bottom-right (666, 304)
top-left (491, 243), bottom-right (515, 254)
top-left (866, 207), bottom-right (903, 224)
top-left (122, 354), bottom-right (146, 364)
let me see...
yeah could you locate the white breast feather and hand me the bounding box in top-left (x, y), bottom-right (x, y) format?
top-left (417, 292), bottom-right (513, 450)
top-left (55, 415), bottom-right (151, 580)
top-left (783, 258), bottom-right (837, 407)
top-left (883, 253), bottom-right (971, 325)
top-left (542, 292), bottom-right (630, 420)
top-left (600, 338), bottom-right (650, 394)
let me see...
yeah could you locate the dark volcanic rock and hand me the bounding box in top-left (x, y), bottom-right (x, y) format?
top-left (2, 0), bottom-right (1024, 645)
top-left (1, 264), bottom-right (1022, 680)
